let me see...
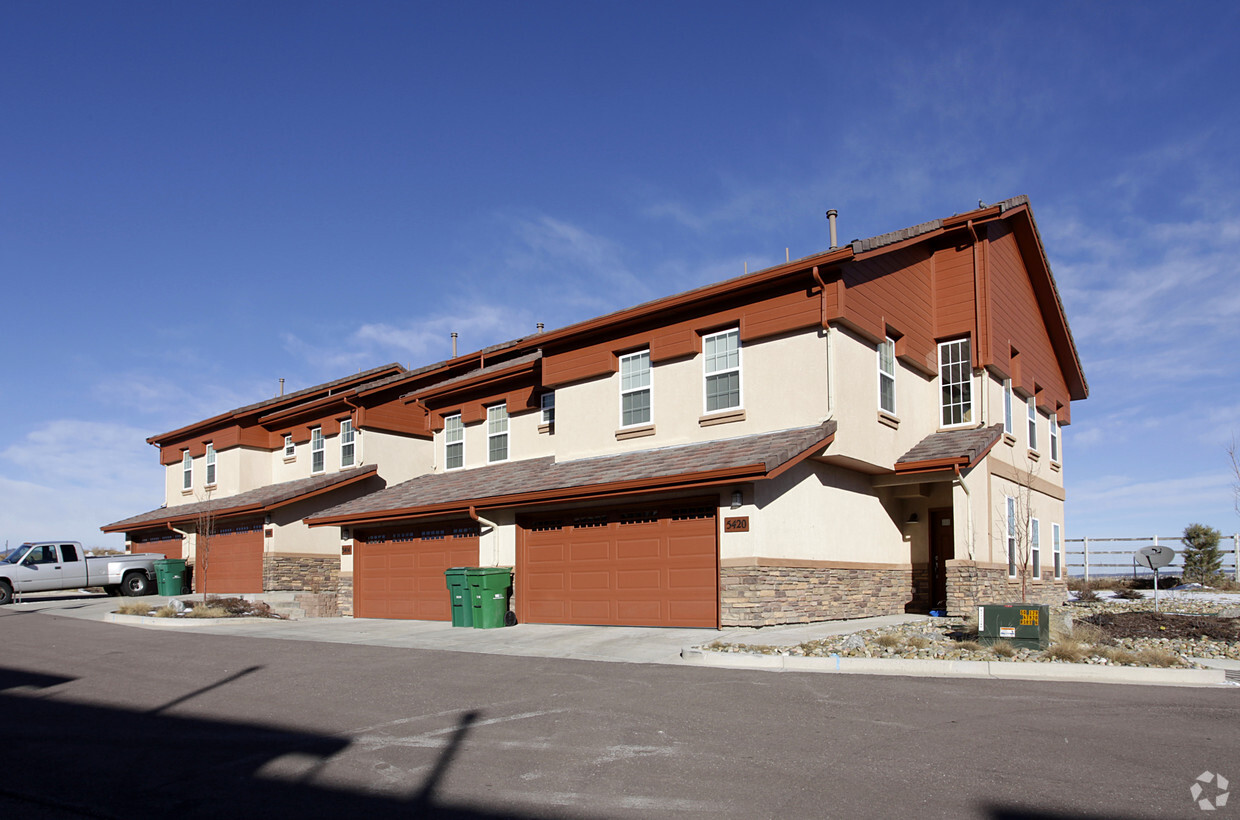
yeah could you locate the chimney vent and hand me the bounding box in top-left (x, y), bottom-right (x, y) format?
top-left (536, 323), bottom-right (544, 333)
top-left (279, 378), bottom-right (285, 396)
top-left (451, 332), bottom-right (458, 357)
top-left (826, 209), bottom-right (838, 250)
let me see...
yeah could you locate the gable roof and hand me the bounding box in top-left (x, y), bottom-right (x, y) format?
top-left (308, 421), bottom-right (837, 526)
top-left (894, 424), bottom-right (1004, 474)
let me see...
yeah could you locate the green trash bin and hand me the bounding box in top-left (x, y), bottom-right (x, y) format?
top-left (467, 567), bottom-right (513, 629)
top-left (445, 567), bottom-right (474, 628)
top-left (153, 559), bottom-right (188, 596)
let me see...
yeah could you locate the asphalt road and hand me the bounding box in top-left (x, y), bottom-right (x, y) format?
top-left (1, 607), bottom-right (1235, 820)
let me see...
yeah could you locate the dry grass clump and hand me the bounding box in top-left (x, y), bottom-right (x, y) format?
top-left (1070, 622), bottom-right (1106, 644)
top-left (116, 602), bottom-right (152, 616)
top-left (1134, 648), bottom-right (1180, 668)
top-left (185, 604), bottom-right (229, 619)
top-left (989, 640), bottom-right (1017, 658)
top-left (153, 604), bottom-right (179, 618)
top-left (1092, 646), bottom-right (1140, 665)
top-left (958, 616), bottom-right (979, 640)
top-left (874, 633), bottom-right (903, 648)
top-left (956, 640), bottom-right (982, 652)
top-left (1044, 641), bottom-right (1089, 662)
top-left (906, 636), bottom-right (932, 649)
top-left (1073, 586), bottom-right (1101, 602)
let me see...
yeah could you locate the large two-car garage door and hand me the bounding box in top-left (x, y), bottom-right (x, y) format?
top-left (196, 520), bottom-right (264, 594)
top-left (518, 501), bottom-right (719, 628)
top-left (354, 522), bottom-right (480, 620)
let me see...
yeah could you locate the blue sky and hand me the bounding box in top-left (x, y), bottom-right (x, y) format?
top-left (3, 2), bottom-right (1239, 550)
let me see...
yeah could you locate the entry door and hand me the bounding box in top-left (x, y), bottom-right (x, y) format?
top-left (928, 508), bottom-right (954, 611)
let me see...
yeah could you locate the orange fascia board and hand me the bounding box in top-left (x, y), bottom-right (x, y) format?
top-left (411, 358), bottom-right (540, 405)
top-left (892, 457), bottom-right (968, 475)
top-left (765, 431), bottom-right (837, 481)
top-left (257, 393), bottom-right (352, 426)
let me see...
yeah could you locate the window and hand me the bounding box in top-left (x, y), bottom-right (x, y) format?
top-left (1052, 522), bottom-right (1062, 580)
top-left (340, 419), bottom-right (356, 468)
top-left (487, 405), bottom-right (509, 463)
top-left (1003, 379), bottom-right (1014, 435)
top-left (703, 329), bottom-right (741, 413)
top-left (61, 543), bottom-right (79, 562)
top-left (1027, 397), bottom-right (1038, 451)
top-left (182, 451), bottom-right (192, 491)
top-left (444, 414), bottom-right (464, 469)
top-left (1030, 517), bottom-right (1041, 579)
top-left (619, 350), bottom-right (652, 427)
top-left (283, 434), bottom-right (295, 458)
top-left (938, 339), bottom-right (972, 427)
top-left (541, 392), bottom-right (555, 425)
top-left (1006, 496), bottom-right (1017, 578)
top-left (878, 337), bottom-right (896, 415)
top-left (1049, 415), bottom-right (1060, 463)
top-left (311, 427), bottom-right (324, 473)
top-left (205, 443), bottom-right (216, 486)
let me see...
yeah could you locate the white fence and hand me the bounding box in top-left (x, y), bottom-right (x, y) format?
top-left (1065, 535), bottom-right (1240, 581)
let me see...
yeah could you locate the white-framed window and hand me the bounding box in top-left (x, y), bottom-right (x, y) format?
top-left (541, 392), bottom-right (555, 425)
top-left (205, 443), bottom-right (217, 486)
top-left (1027, 397), bottom-right (1038, 451)
top-left (487, 405), bottom-right (509, 463)
top-left (1003, 379), bottom-right (1014, 435)
top-left (1052, 522), bottom-right (1062, 580)
top-left (878, 337), bottom-right (896, 416)
top-left (704, 328), bottom-right (742, 413)
top-left (1049, 415), bottom-right (1060, 463)
top-left (311, 427), bottom-right (325, 473)
top-left (444, 414), bottom-right (464, 469)
top-left (1030, 517), bottom-right (1041, 579)
top-left (182, 450), bottom-right (192, 491)
top-left (938, 339), bottom-right (972, 427)
top-left (1005, 496), bottom-right (1017, 578)
top-left (340, 419), bottom-right (356, 468)
top-left (619, 350), bottom-right (652, 427)
top-left (283, 434), bottom-right (295, 458)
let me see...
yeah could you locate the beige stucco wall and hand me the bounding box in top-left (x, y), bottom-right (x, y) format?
top-left (430, 407), bottom-right (551, 473)
top-left (358, 428), bottom-right (433, 485)
top-left (982, 464), bottom-right (1066, 579)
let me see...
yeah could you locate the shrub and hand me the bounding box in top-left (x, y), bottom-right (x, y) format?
top-left (116, 602), bottom-right (152, 616)
top-left (1093, 646), bottom-right (1139, 665)
top-left (1135, 648), bottom-right (1180, 668)
top-left (1111, 586), bottom-right (1143, 600)
top-left (153, 604), bottom-right (179, 618)
top-left (875, 633), bottom-right (903, 648)
top-left (906, 636), bottom-right (932, 649)
top-left (956, 640), bottom-right (982, 652)
top-left (186, 604), bottom-right (228, 618)
top-left (1044, 641), bottom-right (1088, 662)
top-left (1182, 523), bottom-right (1224, 585)
top-left (1073, 587), bottom-right (1101, 602)
top-left (989, 641), bottom-right (1017, 658)
top-left (1069, 622), bottom-right (1107, 645)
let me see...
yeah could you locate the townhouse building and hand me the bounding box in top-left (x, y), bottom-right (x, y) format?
top-left (104, 195), bottom-right (1086, 626)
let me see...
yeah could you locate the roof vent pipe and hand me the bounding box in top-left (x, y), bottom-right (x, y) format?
top-left (826, 209), bottom-right (838, 250)
top-left (537, 323), bottom-right (544, 333)
top-left (451, 332), bottom-right (458, 357)
top-left (279, 378), bottom-right (284, 396)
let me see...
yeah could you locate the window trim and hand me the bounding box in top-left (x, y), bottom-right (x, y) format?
top-left (310, 427), bottom-right (325, 474)
top-left (1003, 379), bottom-right (1014, 435)
top-left (181, 450), bottom-right (192, 491)
top-left (283, 434), bottom-right (295, 459)
top-left (1005, 496), bottom-right (1017, 579)
top-left (1049, 415), bottom-right (1060, 463)
top-left (340, 419), bottom-right (356, 468)
top-left (204, 443), bottom-right (216, 487)
top-left (486, 404), bottom-right (509, 464)
top-left (1027, 396), bottom-right (1039, 452)
top-left (878, 336), bottom-right (896, 416)
top-left (702, 328), bottom-right (742, 415)
top-left (1052, 522), bottom-right (1062, 580)
top-left (444, 413), bottom-right (464, 470)
top-left (1030, 516), bottom-right (1041, 580)
top-left (619, 349), bottom-right (652, 428)
top-left (938, 339), bottom-right (973, 428)
top-left (540, 392), bottom-right (555, 426)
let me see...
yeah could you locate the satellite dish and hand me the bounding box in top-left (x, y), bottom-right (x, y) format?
top-left (1135, 545), bottom-right (1175, 570)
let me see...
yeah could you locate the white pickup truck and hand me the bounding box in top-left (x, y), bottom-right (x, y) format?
top-left (0, 541), bottom-right (166, 605)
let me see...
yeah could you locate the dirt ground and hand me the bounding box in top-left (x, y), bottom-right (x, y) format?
top-left (1082, 611), bottom-right (1240, 641)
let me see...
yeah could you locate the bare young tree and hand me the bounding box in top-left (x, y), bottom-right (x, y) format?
top-left (998, 456), bottom-right (1042, 603)
top-left (1229, 436), bottom-right (1239, 519)
top-left (194, 488), bottom-right (216, 604)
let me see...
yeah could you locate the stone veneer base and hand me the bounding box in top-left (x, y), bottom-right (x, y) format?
top-left (945, 560), bottom-right (1069, 616)
top-left (720, 564), bottom-right (924, 627)
top-left (262, 555), bottom-right (340, 595)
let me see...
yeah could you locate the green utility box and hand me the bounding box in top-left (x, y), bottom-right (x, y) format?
top-left (153, 559), bottom-right (188, 596)
top-left (978, 603), bottom-right (1049, 650)
top-left (467, 567), bottom-right (513, 629)
top-left (445, 567), bottom-right (474, 628)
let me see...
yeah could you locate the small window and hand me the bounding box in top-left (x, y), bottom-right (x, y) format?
top-left (619, 350), bottom-right (652, 427)
top-left (1049, 416), bottom-right (1060, 463)
top-left (61, 543), bottom-right (79, 562)
top-left (311, 427), bottom-right (325, 473)
top-left (444, 414), bottom-right (464, 469)
top-left (487, 405), bottom-right (509, 463)
top-left (205, 443), bottom-right (216, 486)
top-left (703, 328), bottom-right (741, 413)
top-left (1030, 517), bottom-right (1041, 579)
top-left (939, 339), bottom-right (972, 427)
top-left (878, 337), bottom-right (896, 415)
top-left (1005, 496), bottom-right (1017, 578)
top-left (182, 451), bottom-right (192, 491)
top-left (1003, 379), bottom-right (1014, 435)
top-left (340, 419), bottom-right (356, 468)
top-left (541, 392), bottom-right (555, 425)
top-left (1052, 522), bottom-right (1062, 580)
top-left (1027, 397), bottom-right (1038, 451)
top-left (283, 434), bottom-right (295, 458)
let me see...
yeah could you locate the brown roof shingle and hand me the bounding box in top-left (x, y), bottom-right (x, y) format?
top-left (895, 424), bottom-right (1003, 472)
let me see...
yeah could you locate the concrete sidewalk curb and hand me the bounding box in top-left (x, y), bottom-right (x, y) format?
top-left (680, 646), bottom-right (1229, 687)
top-left (104, 612), bottom-right (282, 629)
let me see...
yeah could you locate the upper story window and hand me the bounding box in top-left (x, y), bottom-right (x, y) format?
top-left (541, 392), bottom-right (555, 425)
top-left (283, 434), bottom-right (295, 459)
top-left (704, 328), bottom-right (741, 413)
top-left (1052, 522), bottom-right (1062, 580)
top-left (487, 405), bottom-right (509, 463)
top-left (1049, 415), bottom-right (1060, 463)
top-left (938, 339), bottom-right (972, 427)
top-left (877, 337), bottom-right (896, 416)
top-left (1027, 397), bottom-right (1039, 451)
top-left (311, 427), bottom-right (325, 473)
top-left (1005, 496), bottom-right (1017, 578)
top-left (1003, 379), bottom-right (1014, 435)
top-left (182, 450), bottom-right (192, 491)
top-left (340, 419), bottom-right (356, 468)
top-left (619, 350), bottom-right (652, 427)
top-left (205, 443), bottom-right (217, 487)
top-left (444, 414), bottom-right (464, 469)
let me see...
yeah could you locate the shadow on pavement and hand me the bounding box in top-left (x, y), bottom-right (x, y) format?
top-left (982, 804), bottom-right (1157, 820)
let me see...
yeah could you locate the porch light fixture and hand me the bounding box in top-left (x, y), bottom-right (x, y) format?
top-left (730, 489), bottom-right (743, 509)
top-left (906, 513), bottom-right (919, 524)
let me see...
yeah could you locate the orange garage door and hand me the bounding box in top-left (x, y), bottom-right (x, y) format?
top-left (131, 532), bottom-right (184, 560)
top-left (518, 501), bottom-right (718, 628)
top-left (354, 522), bottom-right (480, 620)
top-left (196, 520), bottom-right (264, 594)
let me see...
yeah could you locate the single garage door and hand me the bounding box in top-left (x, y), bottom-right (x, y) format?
top-left (354, 522), bottom-right (480, 620)
top-left (131, 532), bottom-right (183, 560)
top-left (196, 520), bottom-right (264, 594)
top-left (518, 501), bottom-right (718, 628)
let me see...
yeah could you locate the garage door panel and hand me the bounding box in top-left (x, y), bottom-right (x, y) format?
top-left (667, 534), bottom-right (716, 558)
top-left (669, 567), bottom-right (717, 588)
top-left (616, 569), bottom-right (662, 590)
top-left (355, 524), bottom-right (479, 620)
top-left (568, 539), bottom-right (610, 561)
top-left (615, 537), bottom-right (660, 560)
top-left (569, 600), bottom-right (612, 620)
top-left (568, 570), bottom-right (611, 590)
top-left (616, 601), bottom-right (663, 622)
top-left (197, 521), bottom-right (263, 594)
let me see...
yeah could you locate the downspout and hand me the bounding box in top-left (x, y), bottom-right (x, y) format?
top-left (468, 505), bottom-right (501, 566)
top-left (811, 266), bottom-right (836, 421)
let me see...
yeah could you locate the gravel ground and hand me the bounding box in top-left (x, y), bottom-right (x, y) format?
top-left (702, 590), bottom-right (1240, 668)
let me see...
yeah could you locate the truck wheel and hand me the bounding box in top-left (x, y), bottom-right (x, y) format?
top-left (104, 585), bottom-right (122, 597)
top-left (121, 572), bottom-right (151, 597)
top-left (0, 580), bottom-right (12, 606)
